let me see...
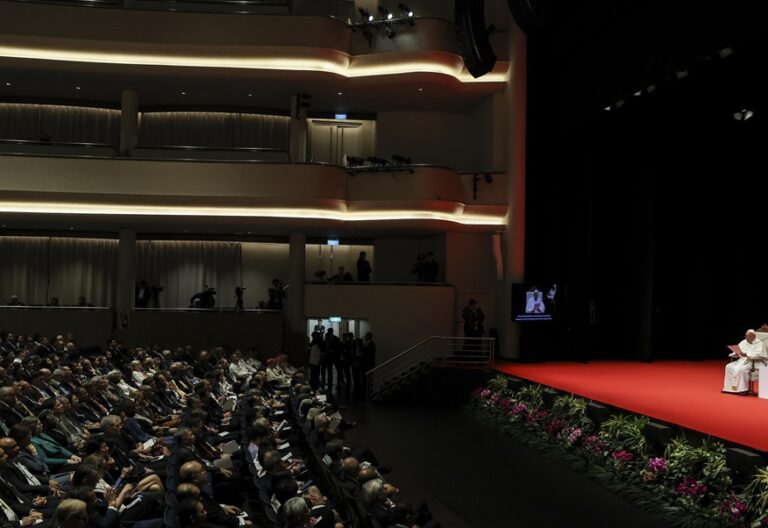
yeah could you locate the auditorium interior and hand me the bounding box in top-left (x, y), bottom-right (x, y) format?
top-left (0, 0), bottom-right (766, 527)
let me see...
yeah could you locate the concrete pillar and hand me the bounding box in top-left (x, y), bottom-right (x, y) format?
top-left (497, 18), bottom-right (527, 359)
top-left (289, 94), bottom-right (309, 162)
top-left (116, 229), bottom-right (137, 328)
top-left (120, 89), bottom-right (139, 156)
top-left (287, 233), bottom-right (306, 332)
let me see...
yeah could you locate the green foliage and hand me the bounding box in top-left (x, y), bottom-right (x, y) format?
top-left (551, 394), bottom-right (589, 422)
top-left (745, 466), bottom-right (768, 515)
top-left (486, 375), bottom-right (508, 393)
top-left (664, 437), bottom-right (732, 495)
top-left (600, 414), bottom-right (649, 456)
top-left (515, 384), bottom-right (544, 410)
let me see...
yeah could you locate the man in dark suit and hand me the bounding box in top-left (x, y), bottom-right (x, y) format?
top-left (135, 281), bottom-right (152, 308)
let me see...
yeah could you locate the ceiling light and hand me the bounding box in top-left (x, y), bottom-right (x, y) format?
top-left (718, 47), bottom-right (733, 59)
top-left (4, 82), bottom-right (10, 86)
top-left (399, 3), bottom-right (413, 17)
top-left (337, 91), bottom-right (343, 95)
top-left (378, 6), bottom-right (391, 19)
top-left (418, 88), bottom-right (423, 91)
top-left (675, 70), bottom-right (688, 79)
top-left (633, 90), bottom-right (642, 96)
top-left (75, 86), bottom-right (81, 90)
top-left (603, 105), bottom-right (611, 112)
top-left (181, 91), bottom-right (186, 95)
top-left (248, 93), bottom-right (253, 97)
top-left (733, 109), bottom-right (754, 121)
top-left (646, 84), bottom-right (656, 93)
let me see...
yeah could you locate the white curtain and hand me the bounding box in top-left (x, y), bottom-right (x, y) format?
top-left (48, 238), bottom-right (118, 307)
top-left (137, 240), bottom-right (243, 308)
top-left (0, 237), bottom-right (50, 305)
top-left (0, 103), bottom-right (120, 144)
top-left (138, 111), bottom-right (290, 149)
top-left (0, 236), bottom-right (117, 306)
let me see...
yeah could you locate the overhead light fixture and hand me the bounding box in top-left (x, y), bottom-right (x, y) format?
top-left (378, 6), bottom-right (392, 20)
top-left (718, 47), bottom-right (734, 59)
top-left (334, 113), bottom-right (348, 120)
top-left (180, 91), bottom-right (186, 95)
top-left (646, 84), bottom-right (656, 94)
top-left (366, 156), bottom-right (391, 166)
top-left (398, 3), bottom-right (414, 17)
top-left (675, 69), bottom-right (688, 79)
top-left (733, 109), bottom-right (754, 121)
top-left (75, 86), bottom-right (81, 90)
top-left (358, 7), bottom-right (373, 22)
top-left (633, 90), bottom-right (642, 96)
top-left (603, 105), bottom-right (611, 112)
top-left (4, 82), bottom-right (10, 86)
top-left (248, 93), bottom-right (253, 97)
top-left (337, 91), bottom-right (343, 95)
top-left (346, 155), bottom-right (365, 166)
top-left (418, 88), bottom-right (423, 92)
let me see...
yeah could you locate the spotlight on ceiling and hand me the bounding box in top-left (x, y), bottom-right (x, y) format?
top-left (358, 7), bottom-right (373, 22)
top-left (603, 105), bottom-right (612, 112)
top-left (392, 154), bottom-right (412, 165)
top-left (378, 5), bottom-right (392, 20)
top-left (675, 69), bottom-right (688, 80)
top-left (718, 46), bottom-right (734, 59)
top-left (733, 109), bottom-right (754, 121)
top-left (633, 90), bottom-right (642, 97)
top-left (398, 3), bottom-right (414, 17)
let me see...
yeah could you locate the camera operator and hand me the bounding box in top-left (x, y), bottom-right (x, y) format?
top-left (190, 285), bottom-right (216, 308)
top-left (267, 279), bottom-right (287, 310)
top-left (234, 286), bottom-right (246, 310)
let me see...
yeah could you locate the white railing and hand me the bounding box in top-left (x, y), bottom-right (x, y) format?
top-left (365, 336), bottom-right (495, 397)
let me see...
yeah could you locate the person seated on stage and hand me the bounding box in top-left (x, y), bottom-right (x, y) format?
top-left (723, 329), bottom-right (768, 394)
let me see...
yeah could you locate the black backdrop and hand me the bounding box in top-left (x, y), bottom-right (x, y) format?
top-left (522, 0), bottom-right (766, 361)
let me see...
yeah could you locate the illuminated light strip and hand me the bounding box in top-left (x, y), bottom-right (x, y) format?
top-left (0, 45), bottom-right (509, 83)
top-left (0, 201), bottom-right (506, 226)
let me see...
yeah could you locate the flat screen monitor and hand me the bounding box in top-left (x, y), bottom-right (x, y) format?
top-left (512, 283), bottom-right (557, 321)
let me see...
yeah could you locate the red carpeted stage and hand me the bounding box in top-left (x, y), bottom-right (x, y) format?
top-left (495, 360), bottom-right (768, 452)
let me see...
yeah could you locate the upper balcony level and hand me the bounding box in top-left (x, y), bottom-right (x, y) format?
top-left (0, 0), bottom-right (510, 113)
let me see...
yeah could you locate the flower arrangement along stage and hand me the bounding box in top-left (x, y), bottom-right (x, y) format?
top-left (467, 375), bottom-right (768, 528)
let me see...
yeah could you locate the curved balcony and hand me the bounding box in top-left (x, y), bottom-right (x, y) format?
top-left (0, 153), bottom-right (507, 234)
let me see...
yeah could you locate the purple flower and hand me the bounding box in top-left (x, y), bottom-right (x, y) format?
top-left (676, 478), bottom-right (708, 496)
top-left (546, 419), bottom-right (565, 435)
top-left (719, 494), bottom-right (748, 520)
top-left (480, 388), bottom-right (492, 399)
top-left (527, 409), bottom-right (549, 424)
top-left (567, 428), bottom-right (583, 445)
top-left (611, 450), bottom-right (634, 464)
top-left (509, 403), bottom-right (528, 416)
top-left (646, 457), bottom-right (668, 474)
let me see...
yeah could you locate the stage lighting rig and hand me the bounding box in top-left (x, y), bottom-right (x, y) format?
top-left (346, 155), bottom-right (365, 167)
top-left (358, 7), bottom-right (374, 22)
top-left (398, 3), bottom-right (414, 18)
top-left (366, 156), bottom-right (391, 166)
top-left (378, 5), bottom-right (393, 20)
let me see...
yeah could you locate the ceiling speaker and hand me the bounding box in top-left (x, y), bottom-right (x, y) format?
top-left (455, 0), bottom-right (497, 78)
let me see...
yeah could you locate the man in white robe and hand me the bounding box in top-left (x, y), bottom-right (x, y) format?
top-left (723, 329), bottom-right (767, 394)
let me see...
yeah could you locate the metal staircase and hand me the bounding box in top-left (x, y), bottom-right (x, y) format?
top-left (366, 336), bottom-right (495, 401)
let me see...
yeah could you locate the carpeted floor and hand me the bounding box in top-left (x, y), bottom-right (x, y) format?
top-left (495, 360), bottom-right (768, 450)
top-left (344, 403), bottom-right (671, 528)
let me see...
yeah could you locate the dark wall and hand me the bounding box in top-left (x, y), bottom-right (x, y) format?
top-left (524, 2), bottom-right (766, 360)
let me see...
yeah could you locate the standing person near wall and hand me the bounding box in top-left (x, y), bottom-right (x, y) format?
top-left (357, 252), bottom-right (372, 282)
top-left (462, 299), bottom-right (485, 355)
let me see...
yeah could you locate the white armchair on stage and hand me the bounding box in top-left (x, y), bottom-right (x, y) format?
top-left (724, 331), bottom-right (768, 395)
top-left (749, 331), bottom-right (768, 396)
